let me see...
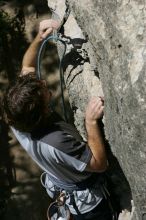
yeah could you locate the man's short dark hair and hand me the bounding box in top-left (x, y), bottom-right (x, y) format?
top-left (3, 74), bottom-right (48, 132)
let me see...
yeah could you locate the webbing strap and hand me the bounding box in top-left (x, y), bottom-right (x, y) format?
top-left (41, 172), bottom-right (100, 192)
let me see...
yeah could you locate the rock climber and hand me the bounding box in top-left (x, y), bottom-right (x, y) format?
top-left (3, 19), bottom-right (113, 220)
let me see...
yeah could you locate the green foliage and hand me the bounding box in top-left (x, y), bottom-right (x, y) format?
top-left (0, 10), bottom-right (10, 32)
top-left (0, 9), bottom-right (26, 80)
top-left (0, 9), bottom-right (25, 40)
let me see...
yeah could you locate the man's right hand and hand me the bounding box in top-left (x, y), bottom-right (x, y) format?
top-left (85, 97), bottom-right (107, 172)
top-left (39, 19), bottom-right (60, 40)
top-left (85, 97), bottom-right (104, 125)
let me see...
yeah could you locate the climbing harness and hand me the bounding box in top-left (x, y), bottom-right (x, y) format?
top-left (41, 170), bottom-right (119, 220)
top-left (40, 172), bottom-right (100, 216)
top-left (37, 35), bottom-right (68, 122)
top-left (41, 172), bottom-right (71, 220)
top-left (40, 171), bottom-right (119, 220)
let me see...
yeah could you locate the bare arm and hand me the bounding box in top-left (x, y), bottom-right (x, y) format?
top-left (21, 19), bottom-right (60, 76)
top-left (85, 97), bottom-right (108, 172)
top-left (21, 34), bottom-right (41, 75)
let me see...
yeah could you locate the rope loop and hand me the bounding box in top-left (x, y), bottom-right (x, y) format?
top-left (37, 35), bottom-right (68, 122)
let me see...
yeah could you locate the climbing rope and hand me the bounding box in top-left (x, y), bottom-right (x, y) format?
top-left (37, 35), bottom-right (68, 122)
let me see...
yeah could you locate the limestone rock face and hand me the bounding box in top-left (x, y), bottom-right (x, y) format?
top-left (47, 0), bottom-right (103, 139)
top-left (47, 0), bottom-right (146, 219)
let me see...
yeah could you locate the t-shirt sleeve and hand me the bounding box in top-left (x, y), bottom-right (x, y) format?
top-left (54, 144), bottom-right (92, 172)
top-left (41, 130), bottom-right (92, 172)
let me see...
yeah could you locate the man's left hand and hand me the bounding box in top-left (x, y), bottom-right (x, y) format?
top-left (39, 19), bottom-right (60, 40)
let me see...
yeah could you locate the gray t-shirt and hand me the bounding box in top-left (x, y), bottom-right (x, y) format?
top-left (11, 117), bottom-right (103, 214)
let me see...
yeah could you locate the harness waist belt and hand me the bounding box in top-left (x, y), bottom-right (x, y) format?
top-left (41, 172), bottom-right (102, 192)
